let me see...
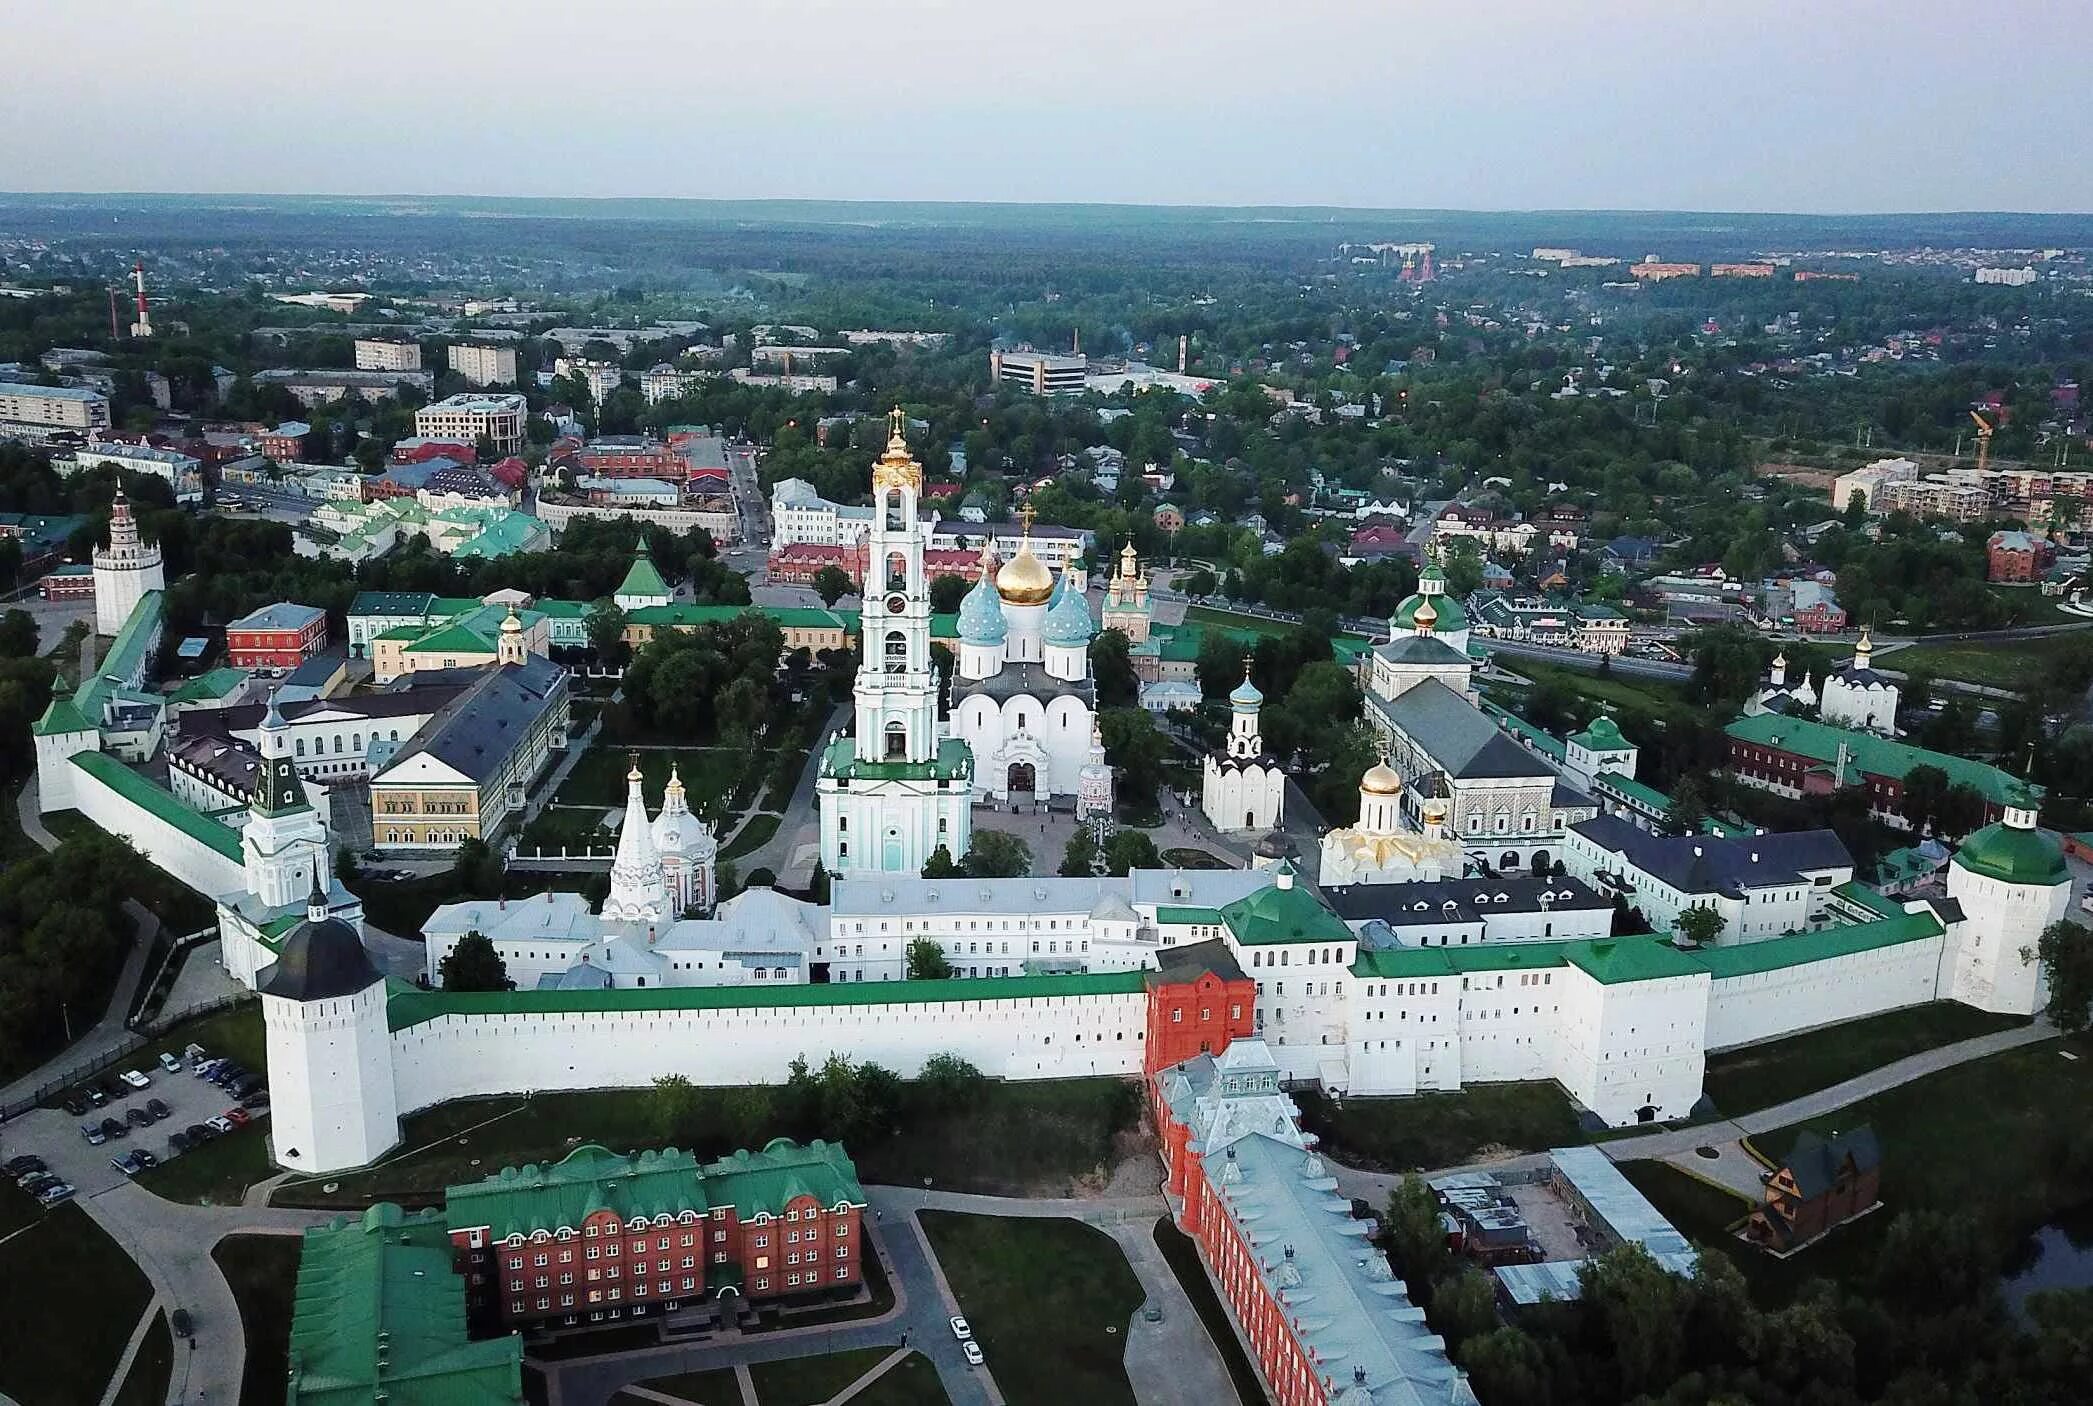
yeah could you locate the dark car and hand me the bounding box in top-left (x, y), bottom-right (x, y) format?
top-left (145, 1098), bottom-right (172, 1121)
top-left (170, 1309), bottom-right (193, 1339)
top-left (228, 1074), bottom-right (265, 1099)
top-left (3, 1155), bottom-right (45, 1177)
top-left (125, 1106), bottom-right (153, 1129)
top-left (185, 1122), bottom-right (213, 1143)
top-left (100, 1116), bottom-right (127, 1140)
top-left (98, 1077), bottom-right (126, 1102)
top-left (60, 1095), bottom-right (88, 1117)
top-left (168, 1130), bottom-right (194, 1155)
top-left (209, 1064), bottom-right (245, 1088)
top-left (19, 1173), bottom-right (59, 1195)
top-left (83, 1085), bottom-right (108, 1109)
top-left (240, 1090), bottom-right (271, 1110)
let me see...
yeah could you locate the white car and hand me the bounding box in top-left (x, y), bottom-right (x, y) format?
top-left (206, 1115), bottom-right (236, 1134)
top-left (157, 1052), bottom-right (182, 1074)
top-left (949, 1315), bottom-right (971, 1341)
top-left (962, 1341), bottom-right (984, 1367)
top-left (119, 1069), bottom-right (152, 1089)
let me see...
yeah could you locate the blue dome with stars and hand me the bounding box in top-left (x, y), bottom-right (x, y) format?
top-left (958, 571), bottom-right (1007, 645)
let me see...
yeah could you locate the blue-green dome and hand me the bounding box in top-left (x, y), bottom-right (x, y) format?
top-left (1046, 565), bottom-right (1069, 611)
top-left (958, 574), bottom-right (1007, 646)
top-left (1230, 675), bottom-right (1264, 707)
top-left (1043, 586), bottom-right (1095, 647)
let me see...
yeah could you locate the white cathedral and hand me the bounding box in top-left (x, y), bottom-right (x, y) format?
top-left (1201, 665), bottom-right (1284, 833)
top-left (817, 413), bottom-right (977, 875)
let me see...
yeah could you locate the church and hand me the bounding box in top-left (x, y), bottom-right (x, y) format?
top-left (1818, 630), bottom-right (1900, 734)
top-left (1318, 755), bottom-right (1464, 887)
top-left (1200, 666), bottom-right (1284, 833)
top-left (815, 413), bottom-right (975, 875)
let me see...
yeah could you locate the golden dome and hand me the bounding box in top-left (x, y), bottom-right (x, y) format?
top-left (1414, 597), bottom-right (1438, 629)
top-left (997, 541), bottom-right (1055, 605)
top-left (1361, 761), bottom-right (1403, 795)
top-left (870, 406), bottom-right (921, 496)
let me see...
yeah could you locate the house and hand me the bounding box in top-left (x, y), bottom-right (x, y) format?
top-left (1987, 529), bottom-right (2050, 584)
top-left (1790, 580), bottom-right (1847, 633)
top-left (1746, 1126), bottom-right (1882, 1251)
top-left (1603, 536), bottom-right (1659, 572)
top-left (225, 602), bottom-right (328, 670)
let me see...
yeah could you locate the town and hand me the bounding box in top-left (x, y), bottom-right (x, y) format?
top-left (4, 24), bottom-right (2093, 1406)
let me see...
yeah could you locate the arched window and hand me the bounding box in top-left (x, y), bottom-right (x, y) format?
top-left (884, 631), bottom-right (907, 674)
top-left (884, 720), bottom-right (907, 760)
top-left (886, 552), bottom-right (908, 593)
top-left (884, 491), bottom-right (905, 533)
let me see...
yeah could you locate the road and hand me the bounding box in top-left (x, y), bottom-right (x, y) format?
top-left (724, 439), bottom-right (768, 552)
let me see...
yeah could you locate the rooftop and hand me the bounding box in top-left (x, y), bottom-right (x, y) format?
top-left (1572, 813), bottom-right (1852, 898)
top-left (1726, 712), bottom-right (2033, 807)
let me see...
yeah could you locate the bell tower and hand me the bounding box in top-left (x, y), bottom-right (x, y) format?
top-left (853, 409), bottom-right (938, 765)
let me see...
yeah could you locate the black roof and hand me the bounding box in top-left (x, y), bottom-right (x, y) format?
top-left (950, 664), bottom-right (1095, 707)
top-left (1145, 938), bottom-right (1246, 988)
top-left (1325, 876), bottom-right (1611, 924)
top-left (257, 916), bottom-right (382, 1001)
top-left (1375, 681), bottom-right (1556, 781)
top-left (1571, 814), bottom-right (1852, 897)
top-left (1782, 1126), bottom-right (1882, 1200)
top-left (378, 655), bottom-right (565, 784)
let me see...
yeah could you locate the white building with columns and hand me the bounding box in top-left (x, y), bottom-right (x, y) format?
top-left (815, 414), bottom-right (974, 874)
top-left (1201, 668), bottom-right (1284, 833)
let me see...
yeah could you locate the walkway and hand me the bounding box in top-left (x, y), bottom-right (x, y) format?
top-left (736, 699), bottom-right (849, 880)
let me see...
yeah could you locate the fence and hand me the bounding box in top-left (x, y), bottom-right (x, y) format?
top-left (0, 993), bottom-right (253, 1122)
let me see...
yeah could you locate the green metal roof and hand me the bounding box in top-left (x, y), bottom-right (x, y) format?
top-left (701, 1139), bottom-right (867, 1221)
top-left (450, 512), bottom-right (545, 558)
top-left (71, 750), bottom-right (245, 864)
top-left (1569, 716), bottom-right (1628, 750)
top-left (1725, 712), bottom-right (2031, 807)
top-left (76, 589), bottom-right (164, 724)
top-left (447, 1144), bottom-right (708, 1238)
top-left (1953, 821), bottom-right (2068, 887)
top-left (1218, 871), bottom-right (1353, 946)
top-left (1154, 905), bottom-right (1226, 926)
top-left (287, 1204), bottom-right (523, 1406)
top-left (1393, 591), bottom-right (1467, 631)
top-left (820, 735), bottom-right (972, 783)
top-left (403, 621), bottom-right (499, 656)
top-left (1693, 908), bottom-right (1945, 979)
top-left (615, 543), bottom-right (671, 600)
top-left (1567, 936), bottom-right (1706, 984)
top-left (388, 968), bottom-right (1144, 1031)
top-left (1595, 772), bottom-right (1671, 813)
top-left (1351, 933), bottom-right (1706, 985)
top-left (1482, 700), bottom-right (1567, 761)
top-left (170, 667), bottom-right (251, 704)
top-left (32, 693), bottom-right (93, 736)
top-left (631, 604), bottom-right (851, 631)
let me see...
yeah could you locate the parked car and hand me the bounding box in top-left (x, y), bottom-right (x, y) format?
top-left (192, 1059), bottom-right (223, 1080)
top-left (81, 1122), bottom-right (107, 1146)
top-left (120, 1069), bottom-right (151, 1090)
top-left (182, 1043), bottom-right (208, 1065)
top-left (125, 1107), bottom-right (153, 1129)
top-left (962, 1341), bottom-right (985, 1367)
top-left (97, 1078), bottom-right (125, 1102)
top-left (185, 1122), bottom-right (213, 1144)
top-left (83, 1085), bottom-right (108, 1109)
top-left (146, 1098), bottom-right (172, 1121)
top-left (168, 1130), bottom-right (194, 1155)
top-left (224, 1108), bottom-right (252, 1128)
top-left (949, 1316), bottom-right (971, 1341)
top-left (170, 1309), bottom-right (193, 1339)
top-left (34, 1182), bottom-right (74, 1207)
top-left (240, 1091), bottom-right (271, 1111)
top-left (205, 1116), bottom-right (234, 1135)
top-left (100, 1116), bottom-right (127, 1141)
top-left (2, 1155), bottom-right (45, 1177)
top-left (157, 1052), bottom-right (183, 1074)
top-left (18, 1174), bottom-right (59, 1195)
top-left (209, 1064), bottom-right (246, 1088)
top-left (228, 1074), bottom-right (265, 1100)
top-left (60, 1095), bottom-right (88, 1117)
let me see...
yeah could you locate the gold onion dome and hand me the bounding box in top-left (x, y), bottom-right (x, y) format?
top-left (1361, 761), bottom-right (1403, 795)
top-left (996, 508), bottom-right (1054, 605)
top-left (870, 406), bottom-right (921, 494)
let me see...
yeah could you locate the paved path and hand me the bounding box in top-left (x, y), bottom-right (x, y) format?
top-left (738, 699), bottom-right (849, 880)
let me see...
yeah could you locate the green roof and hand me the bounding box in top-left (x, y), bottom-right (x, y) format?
top-left (1569, 716), bottom-right (1628, 750)
top-left (1483, 701), bottom-right (1567, 761)
top-left (1394, 590), bottom-right (1467, 631)
top-left (71, 750), bottom-right (245, 864)
top-left (1567, 936), bottom-right (1706, 984)
top-left (1693, 908), bottom-right (1944, 979)
top-left (403, 620), bottom-right (499, 656)
top-left (450, 513), bottom-right (545, 558)
top-left (1725, 712), bottom-right (2031, 807)
top-left (1953, 820), bottom-right (2068, 886)
top-left (701, 1139), bottom-right (867, 1222)
top-left (76, 589), bottom-right (164, 724)
top-left (820, 735), bottom-right (973, 783)
top-left (388, 968), bottom-right (1144, 1031)
top-left (632, 604), bottom-right (851, 632)
top-left (1352, 933), bottom-right (1706, 985)
top-left (615, 543), bottom-right (671, 600)
top-left (1830, 879), bottom-right (1906, 918)
top-left (1594, 772), bottom-right (1670, 813)
top-left (170, 667), bottom-right (251, 704)
top-left (32, 693), bottom-right (93, 736)
top-left (288, 1204), bottom-right (523, 1406)
top-left (531, 598), bottom-right (591, 618)
top-left (448, 1144), bottom-right (707, 1238)
top-left (1218, 871), bottom-right (1353, 946)
top-left (1155, 905), bottom-right (1226, 926)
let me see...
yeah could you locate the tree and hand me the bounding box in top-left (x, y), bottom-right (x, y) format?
top-left (905, 937), bottom-right (953, 980)
top-left (928, 573), bottom-right (970, 614)
top-left (2038, 920), bottom-right (2093, 1034)
top-left (1059, 828), bottom-right (1100, 876)
top-left (1935, 782), bottom-right (1986, 839)
top-left (1459, 1327), bottom-right (1551, 1405)
top-left (1183, 567), bottom-right (1217, 599)
top-left (585, 598), bottom-right (629, 667)
top-left (1384, 1176), bottom-right (1451, 1289)
top-left (916, 1053), bottom-right (986, 1104)
top-left (1676, 905), bottom-right (1727, 946)
top-left (1102, 829), bottom-right (1162, 876)
top-left (921, 844), bottom-right (960, 879)
top-left (1089, 628), bottom-right (1138, 707)
top-left (451, 838), bottom-right (504, 899)
top-left (1662, 776), bottom-right (1709, 837)
top-left (962, 830), bottom-right (1032, 877)
top-left (438, 930), bottom-right (513, 991)
top-left (1579, 1243), bottom-right (1688, 1399)
top-left (1427, 1268), bottom-right (1500, 1351)
top-left (1900, 763), bottom-right (1951, 831)
top-left (0, 609), bottom-right (36, 659)
top-left (650, 1072), bottom-right (700, 1143)
top-left (811, 564), bottom-right (853, 608)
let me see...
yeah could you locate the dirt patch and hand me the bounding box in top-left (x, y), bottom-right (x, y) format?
top-left (1755, 461), bottom-right (1839, 490)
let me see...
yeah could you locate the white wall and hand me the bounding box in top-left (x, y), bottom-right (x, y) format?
top-left (71, 759), bottom-right (246, 898)
top-left (1703, 935), bottom-right (1944, 1052)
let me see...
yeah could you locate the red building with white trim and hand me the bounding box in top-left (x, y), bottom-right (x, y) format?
top-left (226, 602), bottom-right (328, 669)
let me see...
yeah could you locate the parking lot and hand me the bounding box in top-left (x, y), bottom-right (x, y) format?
top-left (2, 1050), bottom-right (268, 1204)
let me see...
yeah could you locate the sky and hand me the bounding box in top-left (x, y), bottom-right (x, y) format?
top-left (3, 0), bottom-right (2087, 213)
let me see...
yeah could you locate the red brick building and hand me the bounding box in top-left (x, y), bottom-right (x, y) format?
top-left (1144, 940), bottom-right (1255, 1076)
top-left (1987, 529), bottom-right (2050, 583)
top-left (1747, 1126), bottom-right (1881, 1251)
top-left (257, 422), bottom-right (310, 463)
top-left (37, 564), bottom-right (95, 601)
top-left (226, 602), bottom-right (328, 669)
top-left (446, 1140), bottom-right (866, 1332)
top-left (572, 439), bottom-right (686, 481)
top-left (766, 542), bottom-right (977, 588)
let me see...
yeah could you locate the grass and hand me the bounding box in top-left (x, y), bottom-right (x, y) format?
top-left (554, 745), bottom-right (749, 811)
top-left (918, 1213), bottom-right (1142, 1406)
top-left (1701, 1003), bottom-right (2030, 1117)
top-left (749, 1346), bottom-right (899, 1405)
top-left (627, 1368), bottom-right (741, 1404)
top-left (111, 1311), bottom-right (172, 1406)
top-left (1877, 638), bottom-right (2048, 690)
top-left (518, 805), bottom-right (615, 853)
top-left (1293, 1081), bottom-right (1587, 1173)
top-left (722, 812), bottom-right (781, 861)
top-left (1502, 658), bottom-right (1686, 713)
top-left (51, 999), bottom-right (263, 1109)
top-left (0, 1202), bottom-right (153, 1406)
top-left (215, 1234), bottom-right (302, 1406)
top-left (846, 1352), bottom-right (949, 1406)
top-left (272, 1078), bottom-right (1141, 1211)
top-left (1151, 1217), bottom-right (1258, 1406)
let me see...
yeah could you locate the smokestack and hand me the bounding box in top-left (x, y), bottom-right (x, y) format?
top-left (1178, 333), bottom-right (1187, 374)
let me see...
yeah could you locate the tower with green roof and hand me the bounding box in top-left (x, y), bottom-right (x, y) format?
top-left (1944, 782), bottom-right (2072, 1015)
top-left (1389, 554), bottom-right (1469, 654)
top-left (31, 675), bottom-right (98, 812)
top-left (613, 537), bottom-right (672, 610)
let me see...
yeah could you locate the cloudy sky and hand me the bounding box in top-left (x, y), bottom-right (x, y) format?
top-left (3, 0), bottom-right (2084, 212)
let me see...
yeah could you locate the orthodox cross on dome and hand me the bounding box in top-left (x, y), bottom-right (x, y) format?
top-left (887, 405), bottom-right (906, 444)
top-left (1018, 502), bottom-right (1037, 536)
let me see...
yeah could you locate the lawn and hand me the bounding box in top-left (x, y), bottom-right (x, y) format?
top-left (846, 1352), bottom-right (948, 1406)
top-left (271, 1078), bottom-right (1142, 1211)
top-left (1500, 658), bottom-right (1686, 714)
top-left (518, 805), bottom-right (615, 854)
top-left (215, 1234), bottom-right (302, 1406)
top-left (1151, 1218), bottom-right (1258, 1406)
top-left (111, 1311), bottom-right (172, 1406)
top-left (1877, 638), bottom-right (2049, 691)
top-left (749, 1346), bottom-right (899, 1405)
top-left (555, 744), bottom-right (752, 811)
top-left (918, 1213), bottom-right (1142, 1406)
top-left (0, 1202), bottom-right (153, 1406)
top-left (624, 1368), bottom-right (740, 1404)
top-left (1293, 1081), bottom-right (1587, 1173)
top-left (51, 1000), bottom-right (264, 1110)
top-left (1701, 1003), bottom-right (2029, 1117)
top-left (722, 812), bottom-right (781, 861)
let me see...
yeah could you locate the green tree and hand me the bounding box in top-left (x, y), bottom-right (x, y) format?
top-left (1900, 763), bottom-right (1951, 831)
top-left (1059, 828), bottom-right (1100, 876)
top-left (1579, 1242), bottom-right (1687, 1399)
top-left (928, 573), bottom-right (970, 614)
top-left (438, 930), bottom-right (513, 991)
top-left (451, 838), bottom-right (504, 899)
top-left (1383, 1175), bottom-right (1451, 1289)
top-left (811, 564), bottom-right (853, 608)
top-left (1676, 904), bottom-right (1727, 946)
top-left (1102, 829), bottom-right (1162, 876)
top-left (1183, 567), bottom-right (1217, 599)
top-left (1936, 782), bottom-right (1986, 839)
top-left (1427, 1268), bottom-right (1500, 1352)
top-left (905, 937), bottom-right (953, 980)
top-left (2037, 920), bottom-right (2093, 1034)
top-left (916, 1053), bottom-right (986, 1104)
top-left (650, 1072), bottom-right (699, 1143)
top-left (961, 830), bottom-right (1032, 877)
top-left (585, 598), bottom-right (629, 666)
top-left (1089, 628), bottom-right (1138, 707)
top-left (1662, 776), bottom-right (1709, 837)
top-left (0, 609), bottom-right (36, 659)
top-left (921, 844), bottom-right (960, 878)
top-left (1459, 1327), bottom-right (1551, 1405)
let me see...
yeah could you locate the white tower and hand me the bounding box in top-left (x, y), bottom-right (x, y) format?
top-left (497, 605), bottom-right (528, 667)
top-left (1943, 784), bottom-right (2072, 1015)
top-left (817, 411), bottom-right (973, 875)
top-left (93, 490), bottom-right (165, 637)
top-left (260, 873), bottom-right (399, 1173)
top-left (652, 764), bottom-right (717, 916)
top-left (603, 759), bottom-right (668, 922)
top-left (243, 693), bottom-right (329, 912)
top-left (1201, 663), bottom-right (1285, 833)
top-left (1077, 719), bottom-right (1115, 826)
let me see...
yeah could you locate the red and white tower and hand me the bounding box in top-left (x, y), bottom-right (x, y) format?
top-left (129, 261), bottom-right (154, 339)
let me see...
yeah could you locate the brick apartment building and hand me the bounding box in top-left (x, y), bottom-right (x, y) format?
top-left (568, 438), bottom-right (687, 481)
top-left (766, 541), bottom-right (979, 588)
top-left (226, 601), bottom-right (328, 669)
top-left (1987, 529), bottom-right (2051, 583)
top-left (446, 1139), bottom-right (866, 1331)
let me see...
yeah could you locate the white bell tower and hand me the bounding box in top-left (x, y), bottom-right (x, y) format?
top-left (243, 693), bottom-right (328, 912)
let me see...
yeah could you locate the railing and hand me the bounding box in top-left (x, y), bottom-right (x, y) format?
top-left (1, 992), bottom-right (253, 1121)
top-left (125, 925), bottom-right (221, 1029)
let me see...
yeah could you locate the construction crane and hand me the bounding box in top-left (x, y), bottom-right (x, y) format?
top-left (1969, 409), bottom-right (1994, 472)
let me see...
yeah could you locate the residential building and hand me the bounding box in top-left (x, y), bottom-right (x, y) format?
top-left (56, 441), bottom-right (205, 505)
top-left (1988, 529), bottom-right (2049, 583)
top-left (0, 383), bottom-right (110, 441)
top-left (354, 337), bottom-right (424, 372)
top-left (253, 367), bottom-right (434, 406)
top-left (226, 601), bottom-right (328, 670)
top-left (416, 393), bottom-right (528, 456)
top-left (368, 650), bottom-right (570, 848)
top-left (1975, 266), bottom-right (2037, 286)
top-left (257, 421), bottom-right (309, 463)
top-left (1630, 260), bottom-right (1700, 281)
top-left (449, 342), bottom-right (519, 386)
top-left (446, 1139), bottom-right (865, 1330)
top-left (640, 365), bottom-right (716, 403)
top-left (1746, 1127), bottom-right (1882, 1251)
